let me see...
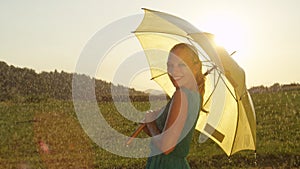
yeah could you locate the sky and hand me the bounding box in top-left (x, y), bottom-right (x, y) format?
top-left (1, 0), bottom-right (300, 91)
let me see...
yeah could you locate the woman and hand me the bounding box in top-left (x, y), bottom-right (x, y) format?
top-left (143, 43), bottom-right (205, 169)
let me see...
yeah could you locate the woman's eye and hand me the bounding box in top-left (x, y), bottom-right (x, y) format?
top-left (179, 63), bottom-right (186, 67)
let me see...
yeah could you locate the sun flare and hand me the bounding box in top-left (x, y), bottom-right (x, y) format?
top-left (200, 14), bottom-right (247, 55)
top-left (213, 30), bottom-right (243, 54)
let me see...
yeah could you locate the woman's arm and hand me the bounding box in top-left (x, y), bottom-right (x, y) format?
top-left (146, 89), bottom-right (188, 155)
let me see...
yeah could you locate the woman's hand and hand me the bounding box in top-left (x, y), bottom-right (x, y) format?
top-left (146, 121), bottom-right (160, 136)
top-left (141, 110), bottom-right (161, 136)
top-left (145, 110), bottom-right (157, 123)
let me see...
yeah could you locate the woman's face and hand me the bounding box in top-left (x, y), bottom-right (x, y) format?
top-left (167, 49), bottom-right (197, 90)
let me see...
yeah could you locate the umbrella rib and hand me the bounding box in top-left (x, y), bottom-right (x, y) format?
top-left (150, 72), bottom-right (168, 80)
top-left (239, 90), bottom-right (249, 101)
top-left (150, 62), bottom-right (215, 81)
top-left (230, 95), bottom-right (240, 156)
top-left (219, 74), bottom-right (237, 101)
top-left (134, 31), bottom-right (190, 40)
top-left (202, 69), bottom-right (222, 108)
top-left (204, 65), bottom-right (217, 76)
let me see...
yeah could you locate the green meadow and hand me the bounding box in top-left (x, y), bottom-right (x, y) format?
top-left (0, 90), bottom-right (299, 168)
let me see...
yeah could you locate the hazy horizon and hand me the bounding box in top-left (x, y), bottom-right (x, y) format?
top-left (1, 59), bottom-right (298, 93)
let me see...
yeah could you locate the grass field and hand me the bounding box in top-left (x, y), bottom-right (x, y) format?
top-left (0, 90), bottom-right (299, 168)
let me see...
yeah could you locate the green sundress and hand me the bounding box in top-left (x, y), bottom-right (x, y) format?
top-left (146, 87), bottom-right (201, 169)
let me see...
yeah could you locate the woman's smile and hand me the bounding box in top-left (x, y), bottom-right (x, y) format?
top-left (172, 76), bottom-right (183, 81)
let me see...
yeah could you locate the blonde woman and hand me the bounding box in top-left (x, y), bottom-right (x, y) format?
top-left (143, 43), bottom-right (205, 169)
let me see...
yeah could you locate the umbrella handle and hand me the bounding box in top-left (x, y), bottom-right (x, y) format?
top-left (126, 123), bottom-right (146, 146)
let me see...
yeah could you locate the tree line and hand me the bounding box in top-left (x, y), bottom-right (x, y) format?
top-left (2, 60), bottom-right (297, 102)
top-left (0, 61), bottom-right (166, 103)
top-left (248, 82), bottom-right (300, 94)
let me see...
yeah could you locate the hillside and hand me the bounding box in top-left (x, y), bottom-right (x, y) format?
top-left (0, 61), bottom-right (149, 102)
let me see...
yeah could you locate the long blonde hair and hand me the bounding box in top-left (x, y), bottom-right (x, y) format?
top-left (169, 43), bottom-right (206, 102)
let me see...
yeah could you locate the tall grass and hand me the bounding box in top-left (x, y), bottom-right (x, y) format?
top-left (0, 90), bottom-right (299, 168)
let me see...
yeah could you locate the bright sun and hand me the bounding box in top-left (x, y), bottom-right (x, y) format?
top-left (213, 30), bottom-right (244, 55)
top-left (201, 14), bottom-right (247, 55)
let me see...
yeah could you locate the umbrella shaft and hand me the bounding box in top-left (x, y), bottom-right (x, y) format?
top-left (126, 123), bottom-right (146, 145)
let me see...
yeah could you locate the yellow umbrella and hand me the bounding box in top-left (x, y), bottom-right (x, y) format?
top-left (133, 8), bottom-right (256, 156)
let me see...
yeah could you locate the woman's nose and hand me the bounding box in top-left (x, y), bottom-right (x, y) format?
top-left (170, 65), bottom-right (181, 75)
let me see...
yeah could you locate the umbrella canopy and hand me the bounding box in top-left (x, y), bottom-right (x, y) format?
top-left (134, 8), bottom-right (256, 156)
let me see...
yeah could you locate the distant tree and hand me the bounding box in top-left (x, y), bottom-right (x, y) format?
top-left (269, 83), bottom-right (281, 92)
